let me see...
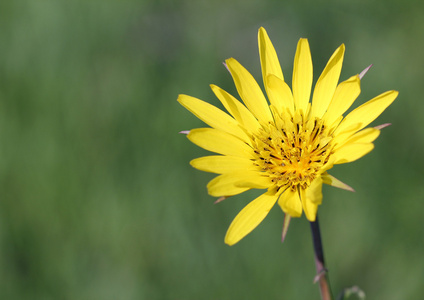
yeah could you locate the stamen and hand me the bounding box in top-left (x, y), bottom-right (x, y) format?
top-left (252, 110), bottom-right (334, 191)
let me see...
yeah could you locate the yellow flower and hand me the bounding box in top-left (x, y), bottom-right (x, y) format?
top-left (178, 27), bottom-right (398, 245)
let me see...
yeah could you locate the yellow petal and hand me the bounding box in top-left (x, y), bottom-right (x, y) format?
top-left (187, 128), bottom-right (254, 158)
top-left (225, 190), bottom-right (279, 245)
top-left (344, 127), bottom-right (380, 144)
top-left (300, 177), bottom-right (323, 221)
top-left (335, 90), bottom-right (398, 136)
top-left (300, 192), bottom-right (319, 222)
top-left (177, 94), bottom-right (250, 142)
top-left (210, 84), bottom-right (261, 134)
top-left (307, 177), bottom-right (323, 203)
top-left (319, 156), bottom-right (335, 175)
top-left (321, 173), bottom-right (354, 192)
top-left (278, 187), bottom-right (302, 217)
top-left (207, 174), bottom-right (250, 197)
top-left (311, 44), bottom-right (345, 118)
top-left (333, 143), bottom-right (374, 164)
top-left (292, 38), bottom-right (313, 112)
top-left (225, 58), bottom-right (273, 124)
top-left (333, 127), bottom-right (381, 150)
top-left (235, 173), bottom-right (274, 189)
top-left (331, 123), bottom-right (362, 148)
top-left (190, 155), bottom-right (259, 174)
top-left (266, 75), bottom-right (295, 114)
top-left (324, 75), bottom-right (361, 126)
top-left (258, 27), bottom-right (284, 91)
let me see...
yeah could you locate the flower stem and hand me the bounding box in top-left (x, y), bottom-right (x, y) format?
top-left (310, 215), bottom-right (334, 300)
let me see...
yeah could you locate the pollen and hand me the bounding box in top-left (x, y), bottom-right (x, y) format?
top-left (252, 108), bottom-right (334, 191)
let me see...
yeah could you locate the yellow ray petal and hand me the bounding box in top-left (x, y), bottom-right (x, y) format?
top-left (300, 177), bottom-right (322, 221)
top-left (324, 75), bottom-right (361, 126)
top-left (187, 128), bottom-right (254, 158)
top-left (331, 123), bottom-right (362, 148)
top-left (321, 173), bottom-right (354, 192)
top-left (335, 90), bottom-right (398, 136)
top-left (319, 156), bottom-right (335, 175)
top-left (225, 190), bottom-right (279, 245)
top-left (333, 143), bottom-right (374, 165)
top-left (278, 188), bottom-right (302, 217)
top-left (345, 127), bottom-right (380, 144)
top-left (292, 38), bottom-right (312, 112)
top-left (210, 84), bottom-right (261, 134)
top-left (235, 172), bottom-right (274, 189)
top-left (311, 44), bottom-right (345, 118)
top-left (258, 27), bottom-right (284, 91)
top-left (300, 192), bottom-right (319, 222)
top-left (306, 177), bottom-right (323, 204)
top-left (333, 127), bottom-right (381, 150)
top-left (177, 94), bottom-right (250, 142)
top-left (207, 174), bottom-right (250, 197)
top-left (178, 95), bottom-right (250, 142)
top-left (190, 155), bottom-right (259, 174)
top-left (225, 58), bottom-right (273, 124)
top-left (266, 75), bottom-right (295, 114)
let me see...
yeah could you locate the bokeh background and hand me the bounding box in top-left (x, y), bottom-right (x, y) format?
top-left (0, 0), bottom-right (422, 299)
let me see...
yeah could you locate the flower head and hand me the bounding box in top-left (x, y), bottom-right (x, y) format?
top-left (178, 27), bottom-right (398, 245)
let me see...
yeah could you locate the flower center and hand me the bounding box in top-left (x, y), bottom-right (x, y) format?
top-left (252, 110), bottom-right (334, 190)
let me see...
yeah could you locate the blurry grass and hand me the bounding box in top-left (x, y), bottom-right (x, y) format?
top-left (0, 0), bottom-right (423, 299)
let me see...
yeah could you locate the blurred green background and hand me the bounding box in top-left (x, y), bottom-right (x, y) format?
top-left (0, 0), bottom-right (422, 299)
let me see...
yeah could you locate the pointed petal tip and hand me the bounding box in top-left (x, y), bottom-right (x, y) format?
top-left (214, 196), bottom-right (227, 204)
top-left (222, 61), bottom-right (230, 74)
top-left (322, 173), bottom-right (355, 192)
top-left (298, 37), bottom-right (309, 44)
top-left (224, 231), bottom-right (238, 246)
top-left (179, 130), bottom-right (190, 135)
top-left (224, 238), bottom-right (234, 246)
top-left (359, 64), bottom-right (373, 80)
top-left (374, 123), bottom-right (391, 130)
top-left (392, 90), bottom-right (400, 98)
top-left (337, 43), bottom-right (346, 53)
top-left (345, 185), bottom-right (355, 193)
top-left (177, 94), bottom-right (187, 105)
top-left (306, 213), bottom-right (317, 222)
top-left (281, 214), bottom-right (291, 243)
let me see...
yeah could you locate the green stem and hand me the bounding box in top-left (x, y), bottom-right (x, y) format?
top-left (310, 215), bottom-right (334, 300)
